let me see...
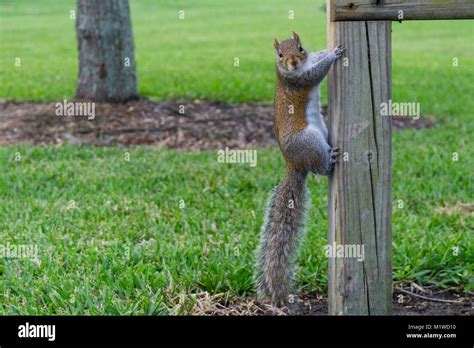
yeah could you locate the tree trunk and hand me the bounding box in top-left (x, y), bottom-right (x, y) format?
top-left (76, 0), bottom-right (138, 102)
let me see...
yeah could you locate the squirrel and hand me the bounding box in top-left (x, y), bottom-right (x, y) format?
top-left (255, 31), bottom-right (345, 306)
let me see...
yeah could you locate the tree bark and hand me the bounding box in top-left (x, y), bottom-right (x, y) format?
top-left (76, 0), bottom-right (138, 102)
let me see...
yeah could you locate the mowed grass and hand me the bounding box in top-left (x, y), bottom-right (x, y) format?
top-left (0, 0), bottom-right (473, 314)
top-left (1, 0), bottom-right (473, 104)
top-left (0, 141), bottom-right (472, 314)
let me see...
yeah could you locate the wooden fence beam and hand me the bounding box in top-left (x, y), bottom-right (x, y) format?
top-left (330, 0), bottom-right (474, 21)
top-left (327, 0), bottom-right (393, 315)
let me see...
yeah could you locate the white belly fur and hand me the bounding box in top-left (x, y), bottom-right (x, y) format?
top-left (290, 52), bottom-right (328, 141)
top-left (305, 85), bottom-right (320, 127)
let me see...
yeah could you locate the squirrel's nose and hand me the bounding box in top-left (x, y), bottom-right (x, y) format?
top-left (288, 59), bottom-right (297, 67)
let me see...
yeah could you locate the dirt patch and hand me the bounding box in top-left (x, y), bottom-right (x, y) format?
top-left (0, 98), bottom-right (435, 150)
top-left (194, 286), bottom-right (472, 316)
top-left (437, 202), bottom-right (474, 216)
top-left (391, 116), bottom-right (435, 130)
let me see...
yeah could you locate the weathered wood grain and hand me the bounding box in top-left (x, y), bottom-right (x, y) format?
top-left (327, 1), bottom-right (393, 315)
top-left (330, 0), bottom-right (474, 21)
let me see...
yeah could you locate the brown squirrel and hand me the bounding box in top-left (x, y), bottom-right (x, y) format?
top-left (255, 32), bottom-right (344, 306)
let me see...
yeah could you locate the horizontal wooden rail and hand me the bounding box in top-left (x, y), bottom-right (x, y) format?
top-left (330, 0), bottom-right (474, 21)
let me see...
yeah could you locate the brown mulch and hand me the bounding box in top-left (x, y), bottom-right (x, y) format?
top-left (193, 285), bottom-right (472, 316)
top-left (0, 98), bottom-right (435, 150)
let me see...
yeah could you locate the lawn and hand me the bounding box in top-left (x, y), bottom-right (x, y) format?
top-left (1, 0), bottom-right (473, 105)
top-left (0, 0), bottom-right (473, 314)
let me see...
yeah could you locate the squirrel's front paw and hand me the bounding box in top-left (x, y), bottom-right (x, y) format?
top-left (332, 45), bottom-right (345, 59)
top-left (329, 147), bottom-right (340, 164)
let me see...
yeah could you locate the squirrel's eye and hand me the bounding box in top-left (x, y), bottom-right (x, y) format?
top-left (299, 46), bottom-right (304, 53)
top-left (278, 52), bottom-right (283, 58)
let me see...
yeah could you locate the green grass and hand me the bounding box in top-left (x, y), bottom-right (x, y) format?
top-left (0, 0), bottom-right (473, 314)
top-left (0, 142), bottom-right (472, 314)
top-left (1, 0), bottom-right (473, 105)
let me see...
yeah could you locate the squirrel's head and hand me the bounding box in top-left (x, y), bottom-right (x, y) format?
top-left (274, 32), bottom-right (308, 73)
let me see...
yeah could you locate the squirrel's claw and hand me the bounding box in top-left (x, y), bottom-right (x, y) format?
top-left (333, 45), bottom-right (345, 59)
top-left (329, 147), bottom-right (340, 163)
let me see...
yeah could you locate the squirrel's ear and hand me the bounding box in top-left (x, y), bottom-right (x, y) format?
top-left (274, 38), bottom-right (280, 50)
top-left (292, 31), bottom-right (300, 43)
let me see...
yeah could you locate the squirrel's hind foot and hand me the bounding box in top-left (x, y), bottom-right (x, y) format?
top-left (329, 147), bottom-right (340, 164)
top-left (316, 147), bottom-right (339, 176)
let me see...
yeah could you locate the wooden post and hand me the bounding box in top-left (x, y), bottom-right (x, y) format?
top-left (330, 0), bottom-right (474, 21)
top-left (327, 0), bottom-right (392, 315)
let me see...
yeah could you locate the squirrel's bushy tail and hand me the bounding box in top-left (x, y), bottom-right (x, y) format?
top-left (255, 169), bottom-right (308, 306)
